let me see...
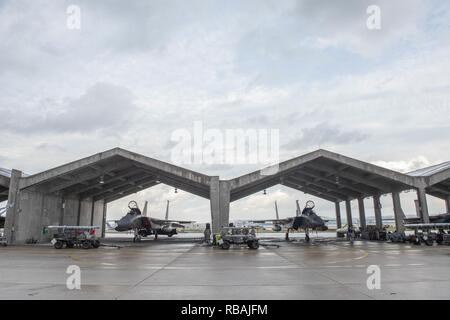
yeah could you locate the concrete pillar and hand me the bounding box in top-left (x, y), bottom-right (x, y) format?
top-left (76, 198), bottom-right (82, 225)
top-left (345, 199), bottom-right (353, 227)
top-left (210, 177), bottom-right (230, 234)
top-left (445, 197), bottom-right (450, 214)
top-left (334, 202), bottom-right (342, 229)
top-left (219, 181), bottom-right (231, 229)
top-left (357, 198), bottom-right (366, 229)
top-left (101, 202), bottom-right (107, 238)
top-left (392, 192), bottom-right (405, 232)
top-left (4, 169), bottom-right (22, 244)
top-left (90, 199), bottom-right (95, 226)
top-left (416, 188), bottom-right (430, 223)
top-left (373, 195), bottom-right (383, 228)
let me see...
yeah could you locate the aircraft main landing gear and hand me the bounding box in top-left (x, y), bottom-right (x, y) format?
top-left (285, 230), bottom-right (290, 241)
top-left (305, 229), bottom-right (310, 242)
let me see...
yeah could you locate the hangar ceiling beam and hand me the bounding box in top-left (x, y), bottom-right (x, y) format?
top-left (282, 180), bottom-right (340, 203)
top-left (230, 176), bottom-right (281, 202)
top-left (299, 168), bottom-right (379, 195)
top-left (93, 178), bottom-right (159, 202)
top-left (103, 181), bottom-right (160, 203)
top-left (429, 185), bottom-right (450, 196)
top-left (0, 175), bottom-right (10, 189)
top-left (290, 173), bottom-right (363, 199)
top-left (305, 163), bottom-right (389, 192)
top-left (286, 176), bottom-right (349, 201)
top-left (86, 175), bottom-right (155, 200)
top-left (47, 161), bottom-right (129, 193)
top-left (137, 167), bottom-right (210, 199)
top-left (63, 167), bottom-right (146, 195)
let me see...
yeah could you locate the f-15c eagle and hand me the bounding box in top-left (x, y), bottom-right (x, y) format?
top-left (250, 200), bottom-right (328, 241)
top-left (113, 200), bottom-right (194, 242)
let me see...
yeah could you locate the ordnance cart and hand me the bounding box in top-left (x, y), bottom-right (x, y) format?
top-left (46, 226), bottom-right (100, 249)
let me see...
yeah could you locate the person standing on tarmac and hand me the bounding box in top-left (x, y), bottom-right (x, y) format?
top-left (204, 223), bottom-right (211, 244)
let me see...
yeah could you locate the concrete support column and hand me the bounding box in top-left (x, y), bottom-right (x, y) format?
top-left (373, 195), bottom-right (383, 228)
top-left (101, 201), bottom-right (107, 238)
top-left (345, 200), bottom-right (353, 227)
top-left (357, 198), bottom-right (366, 229)
top-left (334, 202), bottom-right (342, 229)
top-left (392, 192), bottom-right (405, 232)
top-left (210, 177), bottom-right (230, 234)
top-left (76, 198), bottom-right (81, 225)
top-left (416, 188), bottom-right (430, 223)
top-left (445, 197), bottom-right (450, 214)
top-left (4, 169), bottom-right (22, 244)
top-left (90, 199), bottom-right (95, 226)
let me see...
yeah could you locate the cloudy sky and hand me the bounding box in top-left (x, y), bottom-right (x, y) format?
top-left (0, 0), bottom-right (449, 222)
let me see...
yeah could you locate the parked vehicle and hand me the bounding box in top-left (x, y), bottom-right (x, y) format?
top-left (217, 227), bottom-right (259, 250)
top-left (46, 226), bottom-right (100, 249)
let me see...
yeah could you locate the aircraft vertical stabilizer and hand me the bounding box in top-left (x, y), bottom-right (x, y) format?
top-left (142, 201), bottom-right (148, 216)
top-left (296, 200), bottom-right (301, 217)
top-left (165, 200), bottom-right (170, 220)
top-left (275, 201), bottom-right (279, 220)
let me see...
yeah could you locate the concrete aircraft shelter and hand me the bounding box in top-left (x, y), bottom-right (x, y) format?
top-left (2, 148), bottom-right (450, 244)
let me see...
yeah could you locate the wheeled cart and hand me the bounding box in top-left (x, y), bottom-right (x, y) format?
top-left (46, 226), bottom-right (100, 249)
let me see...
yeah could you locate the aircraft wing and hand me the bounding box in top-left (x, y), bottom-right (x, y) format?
top-left (404, 223), bottom-right (450, 229)
top-left (169, 222), bottom-right (187, 229)
top-left (248, 218), bottom-right (293, 225)
top-left (164, 219), bottom-right (195, 224)
top-left (150, 218), bottom-right (194, 225)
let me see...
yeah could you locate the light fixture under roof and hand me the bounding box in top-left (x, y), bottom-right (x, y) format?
top-left (99, 175), bottom-right (105, 184)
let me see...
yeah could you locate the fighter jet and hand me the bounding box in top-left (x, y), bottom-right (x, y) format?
top-left (114, 200), bottom-right (194, 242)
top-left (404, 212), bottom-right (450, 225)
top-left (404, 212), bottom-right (450, 229)
top-left (250, 200), bottom-right (328, 241)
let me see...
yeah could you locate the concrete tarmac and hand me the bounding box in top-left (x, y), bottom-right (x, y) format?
top-left (0, 236), bottom-right (449, 300)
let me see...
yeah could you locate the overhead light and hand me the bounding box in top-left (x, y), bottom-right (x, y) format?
top-left (156, 180), bottom-right (161, 183)
top-left (99, 175), bottom-right (105, 184)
